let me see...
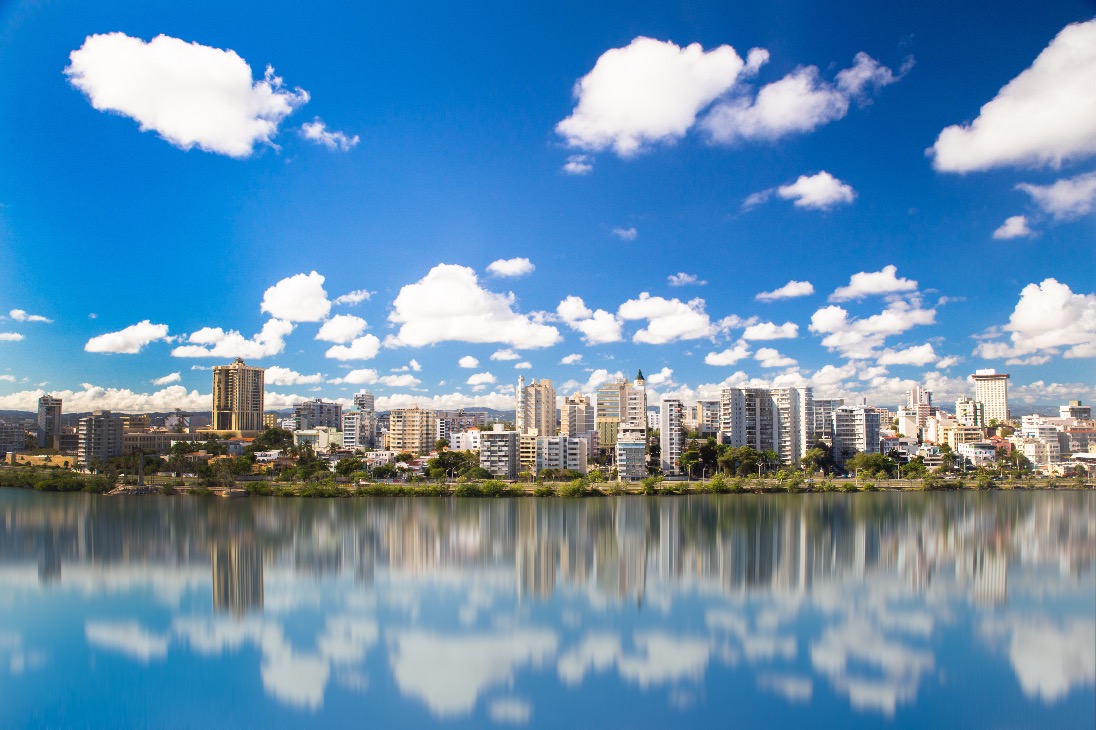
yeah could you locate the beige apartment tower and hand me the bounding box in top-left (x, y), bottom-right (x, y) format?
top-left (387, 405), bottom-right (437, 454)
top-left (972, 369), bottom-right (1010, 424)
top-left (516, 376), bottom-right (558, 437)
top-left (212, 358), bottom-right (266, 432)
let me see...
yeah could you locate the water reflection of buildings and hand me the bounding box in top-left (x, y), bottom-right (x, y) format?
top-left (0, 491), bottom-right (1092, 610)
top-left (212, 542), bottom-right (264, 615)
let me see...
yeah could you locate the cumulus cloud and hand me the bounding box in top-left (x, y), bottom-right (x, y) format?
top-left (486, 258), bottom-right (535, 278)
top-left (300, 118), bottom-right (359, 151)
top-left (330, 368), bottom-right (379, 385)
top-left (266, 366), bottom-right (323, 386)
top-left (458, 356), bottom-right (479, 368)
top-left (618, 293), bottom-right (718, 344)
top-left (562, 154), bottom-right (593, 175)
top-left (557, 296), bottom-right (623, 345)
top-left (557, 37), bottom-right (749, 156)
top-left (755, 347), bottom-right (796, 368)
top-left (756, 280), bottom-right (814, 301)
top-left (261, 271), bottom-right (331, 322)
top-left (612, 227), bottom-right (638, 241)
top-left (491, 349), bottom-right (520, 361)
top-left (375, 391), bottom-right (517, 411)
top-left (172, 319), bottom-right (293, 359)
top-left (646, 367), bottom-right (674, 385)
top-left (1016, 171), bottom-right (1096, 220)
top-left (514, 361), bottom-right (532, 370)
top-left (742, 321), bottom-right (798, 340)
top-left (65, 33), bottom-right (308, 157)
top-left (333, 289), bottom-right (372, 306)
top-left (325, 334), bottom-right (382, 361)
top-left (0, 333), bottom-right (24, 342)
top-left (0, 383), bottom-right (210, 413)
top-left (85, 320), bottom-right (170, 354)
top-left (930, 19), bottom-right (1096, 171)
top-left (560, 353), bottom-right (582, 365)
top-left (668, 272), bottom-right (707, 287)
top-left (703, 52), bottom-right (903, 144)
top-left (9, 309), bottom-right (52, 323)
top-left (387, 265), bottom-right (559, 349)
top-left (315, 314), bottom-right (367, 344)
top-left (974, 279), bottom-right (1096, 362)
top-left (993, 215), bottom-right (1034, 240)
top-left (830, 265), bottom-right (917, 302)
top-left (876, 343), bottom-right (939, 366)
top-left (152, 372), bottom-right (181, 386)
top-left (466, 372), bottom-right (497, 386)
top-left (810, 301), bottom-right (936, 359)
top-left (778, 172), bottom-right (856, 209)
top-left (705, 341), bottom-right (751, 366)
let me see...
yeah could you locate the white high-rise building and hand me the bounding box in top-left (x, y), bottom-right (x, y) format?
top-left (972, 369), bottom-right (1010, 424)
top-left (480, 424), bottom-right (519, 479)
top-left (718, 387), bottom-right (777, 453)
top-left (77, 410), bottom-right (123, 466)
top-left (772, 387), bottom-right (813, 466)
top-left (342, 410), bottom-right (376, 450)
top-left (955, 396), bottom-right (985, 428)
top-left (535, 435), bottom-right (588, 475)
top-left (615, 424), bottom-right (648, 481)
top-left (832, 405), bottom-right (882, 465)
top-left (660, 398), bottom-right (685, 476)
top-left (353, 391), bottom-right (375, 413)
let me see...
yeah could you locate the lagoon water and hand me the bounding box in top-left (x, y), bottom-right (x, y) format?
top-left (0, 488), bottom-right (1093, 728)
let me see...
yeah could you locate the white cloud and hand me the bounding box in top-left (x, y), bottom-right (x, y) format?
top-left (562, 154), bottom-right (593, 175)
top-left (152, 372), bottom-right (181, 386)
top-left (375, 391), bottom-right (517, 411)
top-left (0, 383), bottom-right (210, 413)
top-left (388, 265), bottom-right (559, 349)
top-left (488, 698), bottom-right (532, 725)
top-left (981, 615), bottom-right (1095, 703)
top-left (612, 227), bottom-right (637, 241)
top-left (646, 367), bottom-right (673, 385)
top-left (810, 301), bottom-right (936, 359)
top-left (65, 33), bottom-right (308, 158)
top-left (491, 349), bottom-right (521, 361)
top-left (330, 369), bottom-right (378, 385)
top-left (514, 362), bottom-right (532, 370)
top-left (172, 319), bottom-right (294, 359)
top-left (466, 372), bottom-right (496, 386)
top-left (458, 356), bottom-right (479, 368)
top-left (261, 271), bottom-right (331, 322)
top-left (381, 374), bottom-right (421, 388)
top-left (930, 19), bottom-right (1096, 172)
top-left (705, 341), bottom-right (751, 366)
top-left (325, 334), bottom-right (382, 361)
top-left (85, 621), bottom-right (168, 663)
top-left (266, 366), bottom-right (323, 386)
top-left (486, 258), bottom-right (535, 278)
top-left (85, 320), bottom-right (170, 354)
top-left (755, 347), bottom-right (796, 368)
top-left (557, 296), bottom-right (623, 345)
top-left (0, 333), bottom-right (24, 342)
top-left (830, 265), bottom-right (917, 302)
top-left (742, 321), bottom-right (798, 340)
top-left (777, 171), bottom-right (856, 209)
top-left (667, 272), bottom-right (707, 287)
top-left (877, 343), bottom-right (938, 366)
top-left (1016, 171), bottom-right (1096, 220)
top-left (993, 215), bottom-right (1034, 240)
top-left (974, 279), bottom-right (1096, 362)
top-left (9, 309), bottom-right (51, 323)
top-left (560, 353), bottom-right (582, 365)
top-left (756, 280), bottom-right (814, 301)
top-left (333, 289), bottom-right (372, 306)
top-left (315, 314), bottom-right (367, 344)
top-left (703, 53), bottom-right (902, 144)
top-left (618, 293), bottom-right (717, 344)
top-left (560, 368), bottom-right (624, 395)
top-left (300, 118), bottom-right (359, 151)
top-left (557, 37), bottom-right (749, 156)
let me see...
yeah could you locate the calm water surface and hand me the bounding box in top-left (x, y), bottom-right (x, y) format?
top-left (1, 488), bottom-right (1093, 728)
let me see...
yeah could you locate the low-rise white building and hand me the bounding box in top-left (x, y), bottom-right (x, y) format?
top-left (957, 441), bottom-right (997, 467)
top-left (535, 435), bottom-right (588, 475)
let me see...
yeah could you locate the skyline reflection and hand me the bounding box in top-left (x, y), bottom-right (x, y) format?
top-left (1, 489), bottom-right (1093, 727)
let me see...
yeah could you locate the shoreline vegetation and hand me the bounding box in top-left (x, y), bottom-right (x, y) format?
top-left (1, 466), bottom-right (1091, 498)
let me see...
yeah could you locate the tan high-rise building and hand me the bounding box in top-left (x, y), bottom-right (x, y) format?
top-left (516, 376), bottom-right (557, 436)
top-left (972, 369), bottom-right (1010, 424)
top-left (212, 358), bottom-right (265, 432)
top-left (387, 405), bottom-right (437, 454)
top-left (561, 393), bottom-right (595, 436)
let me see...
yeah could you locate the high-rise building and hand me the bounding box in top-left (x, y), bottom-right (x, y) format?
top-left (37, 395), bottom-right (62, 449)
top-left (811, 398), bottom-right (844, 443)
top-left (0, 422), bottom-right (27, 457)
top-left (955, 396), bottom-right (985, 427)
top-left (535, 435), bottom-right (589, 475)
top-left (660, 398), bottom-right (685, 475)
top-left (516, 377), bottom-right (558, 436)
top-left (772, 387), bottom-right (812, 466)
top-left (831, 405), bottom-right (882, 465)
top-left (615, 424), bottom-right (648, 481)
top-left (561, 393), bottom-right (595, 436)
top-left (343, 410), bottom-right (376, 450)
top-left (212, 358), bottom-right (265, 432)
top-left (972, 369), bottom-right (1010, 424)
top-left (480, 424), bottom-right (519, 479)
top-left (387, 406), bottom-right (437, 454)
top-left (906, 385), bottom-right (934, 434)
top-left (695, 400), bottom-right (720, 435)
top-left (294, 399), bottom-right (343, 431)
top-left (1060, 400), bottom-right (1092, 420)
top-left (77, 410), bottom-right (123, 466)
top-left (719, 387), bottom-right (777, 453)
top-left (595, 372), bottom-right (647, 452)
top-left (353, 391), bottom-right (375, 413)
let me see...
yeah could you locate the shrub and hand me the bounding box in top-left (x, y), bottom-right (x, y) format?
top-left (558, 480), bottom-right (588, 498)
top-left (862, 482), bottom-right (878, 492)
top-left (533, 484), bottom-right (556, 497)
top-left (159, 484), bottom-right (177, 496)
top-left (840, 481), bottom-right (858, 492)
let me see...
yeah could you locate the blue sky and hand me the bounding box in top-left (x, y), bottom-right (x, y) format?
top-left (0, 0), bottom-right (1093, 413)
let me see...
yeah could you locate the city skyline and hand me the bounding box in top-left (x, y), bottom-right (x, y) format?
top-left (1, 1), bottom-right (1094, 414)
